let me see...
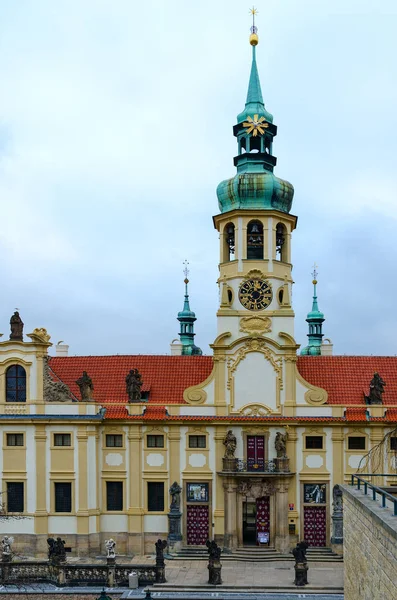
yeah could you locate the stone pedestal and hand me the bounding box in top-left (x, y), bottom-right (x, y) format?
top-left (274, 457), bottom-right (290, 473)
top-left (167, 511), bottom-right (182, 551)
top-left (208, 561), bottom-right (222, 585)
top-left (331, 511), bottom-right (343, 555)
top-left (294, 562), bottom-right (308, 586)
top-left (222, 457), bottom-right (237, 472)
top-left (274, 480), bottom-right (290, 554)
top-left (223, 480), bottom-right (238, 552)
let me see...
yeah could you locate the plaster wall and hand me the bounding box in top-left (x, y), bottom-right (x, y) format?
top-left (48, 516), bottom-right (77, 533)
top-left (233, 352), bottom-right (277, 412)
top-left (143, 515), bottom-right (168, 532)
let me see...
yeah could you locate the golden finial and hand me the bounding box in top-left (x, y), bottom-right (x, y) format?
top-left (312, 262), bottom-right (318, 285)
top-left (249, 6), bottom-right (259, 46)
top-left (183, 260), bottom-right (190, 285)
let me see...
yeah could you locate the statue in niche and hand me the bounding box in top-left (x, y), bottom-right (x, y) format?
top-left (365, 372), bottom-right (386, 405)
top-left (76, 371), bottom-right (94, 401)
top-left (275, 431), bottom-right (288, 458)
top-left (10, 311), bottom-right (23, 341)
top-left (126, 368), bottom-right (143, 402)
top-left (223, 430), bottom-right (237, 459)
top-left (169, 481), bottom-right (182, 512)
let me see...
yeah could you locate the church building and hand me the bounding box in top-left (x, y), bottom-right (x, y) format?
top-left (0, 17), bottom-right (396, 559)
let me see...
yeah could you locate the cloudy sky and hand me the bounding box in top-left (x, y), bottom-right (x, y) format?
top-left (0, 0), bottom-right (396, 356)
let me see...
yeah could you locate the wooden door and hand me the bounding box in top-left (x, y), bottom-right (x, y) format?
top-left (247, 436), bottom-right (265, 471)
top-left (186, 505), bottom-right (209, 545)
top-left (256, 496), bottom-right (270, 545)
top-left (303, 506), bottom-right (327, 547)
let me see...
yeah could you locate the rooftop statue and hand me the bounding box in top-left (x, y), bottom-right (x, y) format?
top-left (10, 311), bottom-right (23, 341)
top-left (76, 371), bottom-right (94, 401)
top-left (126, 368), bottom-right (143, 402)
top-left (365, 372), bottom-right (386, 405)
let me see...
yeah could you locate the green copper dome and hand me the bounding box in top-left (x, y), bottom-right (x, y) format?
top-left (301, 273), bottom-right (325, 356)
top-left (216, 33), bottom-right (294, 215)
top-left (177, 272), bottom-right (202, 356)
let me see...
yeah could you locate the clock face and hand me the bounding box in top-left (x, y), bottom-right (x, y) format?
top-left (239, 279), bottom-right (273, 311)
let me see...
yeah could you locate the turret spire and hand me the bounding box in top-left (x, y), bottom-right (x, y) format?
top-left (177, 261), bottom-right (202, 356)
top-left (301, 265), bottom-right (325, 356)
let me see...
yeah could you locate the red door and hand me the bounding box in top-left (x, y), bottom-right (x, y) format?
top-left (256, 496), bottom-right (270, 545)
top-left (187, 505), bottom-right (209, 545)
top-left (303, 506), bottom-right (327, 547)
top-left (247, 436), bottom-right (265, 471)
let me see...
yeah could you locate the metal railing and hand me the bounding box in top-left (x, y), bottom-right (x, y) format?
top-left (351, 474), bottom-right (397, 516)
top-left (236, 459), bottom-right (276, 473)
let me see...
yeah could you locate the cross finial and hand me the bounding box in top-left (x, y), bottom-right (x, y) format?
top-left (312, 262), bottom-right (318, 283)
top-left (183, 260), bottom-right (190, 284)
top-left (250, 7), bottom-right (258, 33)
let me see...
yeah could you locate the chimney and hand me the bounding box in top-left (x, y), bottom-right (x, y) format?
top-left (321, 338), bottom-right (333, 356)
top-left (56, 341), bottom-right (69, 357)
top-left (170, 339), bottom-right (183, 356)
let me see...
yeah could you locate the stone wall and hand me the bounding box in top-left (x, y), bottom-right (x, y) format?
top-left (341, 484), bottom-right (397, 600)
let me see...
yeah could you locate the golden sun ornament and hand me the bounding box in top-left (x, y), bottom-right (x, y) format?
top-left (242, 114), bottom-right (269, 136)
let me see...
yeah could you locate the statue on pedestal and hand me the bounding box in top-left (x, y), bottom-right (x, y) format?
top-left (76, 371), bottom-right (94, 401)
top-left (365, 372), bottom-right (386, 405)
top-left (1, 536), bottom-right (13, 562)
top-left (223, 430), bottom-right (237, 459)
top-left (293, 540), bottom-right (309, 586)
top-left (105, 538), bottom-right (116, 560)
top-left (169, 482), bottom-right (182, 512)
top-left (10, 312), bottom-right (23, 341)
top-left (126, 369), bottom-right (143, 402)
top-left (206, 540), bottom-right (222, 585)
top-left (275, 432), bottom-right (288, 458)
top-left (47, 537), bottom-right (66, 564)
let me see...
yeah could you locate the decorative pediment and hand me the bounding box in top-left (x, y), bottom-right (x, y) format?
top-left (240, 404), bottom-right (272, 417)
top-left (43, 357), bottom-right (73, 403)
top-left (27, 328), bottom-right (51, 344)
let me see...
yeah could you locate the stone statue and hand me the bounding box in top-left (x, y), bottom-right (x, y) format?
top-left (206, 540), bottom-right (222, 585)
top-left (1, 536), bottom-right (13, 562)
top-left (169, 482), bottom-right (182, 511)
top-left (47, 537), bottom-right (66, 564)
top-left (223, 430), bottom-right (237, 459)
top-left (155, 539), bottom-right (167, 567)
top-left (105, 538), bottom-right (116, 559)
top-left (126, 369), bottom-right (143, 402)
top-left (10, 311), bottom-right (23, 341)
top-left (76, 371), bottom-right (94, 401)
top-left (275, 431), bottom-right (288, 458)
top-left (365, 372), bottom-right (386, 405)
top-left (293, 540), bottom-right (309, 586)
top-left (43, 357), bottom-right (72, 402)
top-left (332, 484), bottom-right (343, 512)
top-left (293, 540), bottom-right (309, 563)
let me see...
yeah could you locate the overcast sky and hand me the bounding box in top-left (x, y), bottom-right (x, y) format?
top-left (0, 0), bottom-right (396, 356)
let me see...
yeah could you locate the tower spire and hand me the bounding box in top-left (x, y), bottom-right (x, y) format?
top-left (177, 261), bottom-right (202, 356)
top-left (301, 264), bottom-right (325, 356)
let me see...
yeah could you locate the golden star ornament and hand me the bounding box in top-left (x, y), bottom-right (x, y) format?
top-left (242, 114), bottom-right (269, 136)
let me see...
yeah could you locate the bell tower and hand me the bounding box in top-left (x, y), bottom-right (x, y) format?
top-left (214, 10), bottom-right (296, 346)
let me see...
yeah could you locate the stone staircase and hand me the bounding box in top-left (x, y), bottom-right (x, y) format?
top-left (169, 545), bottom-right (343, 562)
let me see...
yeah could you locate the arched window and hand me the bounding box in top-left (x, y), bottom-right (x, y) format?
top-left (224, 223), bottom-right (235, 261)
top-left (6, 365), bottom-right (26, 403)
top-left (276, 223), bottom-right (287, 261)
top-left (247, 220), bottom-right (264, 259)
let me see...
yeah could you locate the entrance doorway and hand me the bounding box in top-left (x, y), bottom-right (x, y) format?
top-left (243, 496), bottom-right (270, 546)
top-left (303, 506), bottom-right (327, 546)
top-left (186, 505), bottom-right (209, 545)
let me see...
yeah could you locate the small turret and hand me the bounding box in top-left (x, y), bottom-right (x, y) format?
top-left (301, 265), bottom-right (325, 356)
top-left (176, 262), bottom-right (202, 356)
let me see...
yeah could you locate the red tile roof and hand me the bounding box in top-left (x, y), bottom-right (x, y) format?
top-left (297, 356), bottom-right (397, 405)
top-left (49, 355), bottom-right (213, 405)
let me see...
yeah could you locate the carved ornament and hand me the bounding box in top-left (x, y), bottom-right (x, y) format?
top-left (240, 404), bottom-right (271, 417)
top-left (237, 479), bottom-right (276, 498)
top-left (43, 357), bottom-right (72, 402)
top-left (295, 363), bottom-right (328, 405)
top-left (183, 363), bottom-right (215, 405)
top-left (27, 328), bottom-right (51, 344)
top-left (245, 269), bottom-right (267, 280)
top-left (240, 316), bottom-right (271, 336)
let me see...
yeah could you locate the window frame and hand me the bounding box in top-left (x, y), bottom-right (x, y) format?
top-left (188, 435), bottom-right (206, 449)
top-left (106, 434), bottom-right (123, 448)
top-left (106, 481), bottom-right (123, 512)
top-left (147, 481), bottom-right (165, 512)
top-left (6, 481), bottom-right (24, 513)
top-left (147, 434), bottom-right (164, 448)
top-left (54, 482), bottom-right (72, 513)
top-left (348, 436), bottom-right (366, 451)
top-left (305, 435), bottom-right (324, 450)
top-left (5, 364), bottom-right (27, 403)
top-left (53, 433), bottom-right (72, 447)
top-left (6, 433), bottom-right (24, 447)
top-left (390, 436), bottom-right (397, 451)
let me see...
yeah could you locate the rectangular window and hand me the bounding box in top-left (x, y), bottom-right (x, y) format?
top-left (305, 436), bottom-right (323, 450)
top-left (147, 435), bottom-right (164, 448)
top-left (348, 436), bottom-right (366, 450)
top-left (6, 433), bottom-right (24, 446)
top-left (54, 482), bottom-right (72, 513)
top-left (390, 437), bottom-right (397, 451)
top-left (106, 482), bottom-right (123, 511)
top-left (54, 433), bottom-right (71, 447)
top-left (106, 434), bottom-right (123, 448)
top-left (189, 435), bottom-right (206, 449)
top-left (7, 482), bottom-right (24, 512)
top-left (148, 482), bottom-right (164, 512)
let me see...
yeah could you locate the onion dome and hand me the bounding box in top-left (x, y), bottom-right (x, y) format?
top-left (177, 263), bottom-right (202, 356)
top-left (301, 268), bottom-right (325, 356)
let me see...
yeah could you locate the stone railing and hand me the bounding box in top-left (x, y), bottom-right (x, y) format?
top-left (0, 561), bottom-right (163, 587)
top-left (222, 457), bottom-right (290, 473)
